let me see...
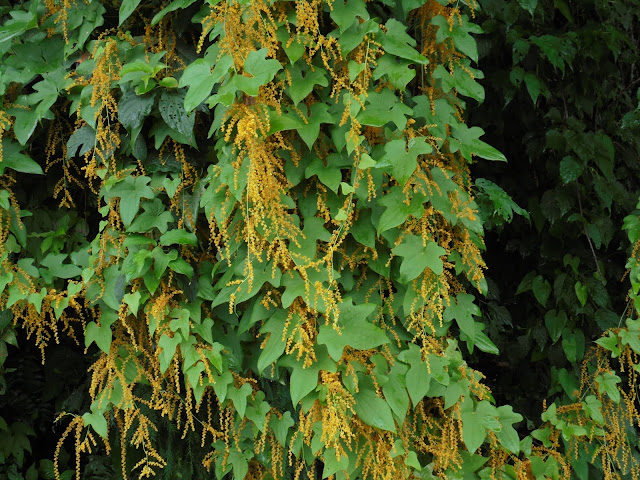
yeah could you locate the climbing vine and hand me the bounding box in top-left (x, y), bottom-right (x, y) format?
top-left (1, 1), bottom-right (640, 479)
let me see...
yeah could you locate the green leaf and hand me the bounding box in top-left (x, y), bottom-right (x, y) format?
top-left (85, 310), bottom-right (117, 354)
top-left (118, 91), bottom-right (155, 136)
top-left (449, 124), bottom-right (506, 162)
top-left (159, 229), bottom-right (198, 247)
top-left (495, 405), bottom-right (523, 454)
top-left (353, 381), bottom-right (396, 432)
top-left (159, 90), bottom-right (195, 140)
top-left (544, 309), bottom-right (567, 343)
top-left (376, 137), bottom-right (432, 185)
top-left (82, 411), bottom-right (107, 438)
top-left (583, 395), bottom-right (604, 425)
top-left (382, 362), bottom-right (410, 420)
top-left (623, 214), bottom-right (640, 243)
top-left (574, 281), bottom-right (587, 307)
top-left (257, 311), bottom-right (288, 373)
top-left (285, 351), bottom-right (335, 406)
top-left (559, 156), bottom-right (582, 184)
top-left (398, 344), bottom-right (431, 406)
top-left (0, 3), bottom-right (38, 44)
top-left (357, 89), bottom-right (412, 130)
top-left (119, 0), bottom-right (141, 25)
top-left (372, 54), bottom-right (416, 90)
top-left (270, 411), bottom-right (294, 446)
top-left (532, 275), bottom-right (551, 306)
top-left (322, 448), bottom-right (349, 478)
top-left (66, 126), bottom-right (96, 159)
top-left (461, 400), bottom-right (488, 453)
top-left (296, 103), bottom-right (334, 150)
top-left (128, 198), bottom-right (173, 234)
top-left (150, 0), bottom-right (197, 25)
top-left (104, 176), bottom-right (154, 227)
top-left (595, 371), bottom-right (621, 403)
top-left (179, 59), bottom-right (215, 112)
top-left (475, 330), bottom-right (499, 355)
top-left (235, 48), bottom-right (282, 97)
top-left (379, 19), bottom-right (429, 64)
top-left (377, 187), bottom-right (426, 234)
top-left (1, 139), bottom-right (44, 175)
top-left (517, 0), bottom-right (538, 15)
top-left (158, 333), bottom-right (181, 373)
top-left (287, 62), bottom-right (329, 105)
top-left (433, 64), bottom-right (485, 103)
top-left (431, 15), bottom-right (481, 63)
top-left (41, 253), bottom-right (82, 279)
top-left (444, 293), bottom-right (480, 343)
top-left (524, 72), bottom-right (541, 104)
top-left (317, 301), bottom-right (389, 360)
top-left (392, 235), bottom-right (446, 282)
top-left (228, 383), bottom-right (252, 418)
top-left (330, 0), bottom-right (369, 32)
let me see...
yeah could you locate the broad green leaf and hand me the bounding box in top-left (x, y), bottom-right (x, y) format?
top-left (84, 310), bottom-right (117, 354)
top-left (532, 275), bottom-right (551, 306)
top-left (517, 0), bottom-right (538, 15)
top-left (574, 281), bottom-right (587, 307)
top-left (159, 90), bottom-right (195, 140)
top-left (559, 155), bottom-right (583, 184)
top-left (433, 64), bottom-right (485, 103)
top-left (595, 371), bottom-right (621, 403)
top-left (160, 229), bottom-right (198, 247)
top-left (392, 235), bottom-right (446, 283)
top-left (376, 138), bottom-right (432, 186)
top-left (0, 3), bottom-right (38, 44)
top-left (582, 395), bottom-right (604, 425)
top-left (151, 0), bottom-right (197, 25)
top-left (495, 405), bottom-right (523, 454)
top-left (257, 311), bottom-right (288, 373)
top-left (228, 383), bottom-right (252, 418)
top-left (66, 126), bottom-right (96, 159)
top-left (376, 187), bottom-right (427, 234)
top-left (357, 89), bottom-right (412, 130)
top-left (287, 62), bottom-right (329, 105)
top-left (524, 72), bottom-right (542, 104)
top-left (158, 333), bottom-right (181, 373)
top-left (104, 176), bottom-right (154, 227)
top-left (127, 198), bottom-right (173, 234)
top-left (285, 349), bottom-right (336, 405)
top-left (444, 293), bottom-right (480, 343)
top-left (317, 301), bottom-right (389, 360)
top-left (179, 59), bottom-right (215, 112)
top-left (353, 381), bottom-right (396, 432)
top-left (41, 253), bottom-right (82, 279)
top-left (322, 448), bottom-right (349, 478)
top-left (379, 19), bottom-right (429, 64)
top-left (296, 103), bottom-right (334, 150)
top-left (398, 344), bottom-right (431, 406)
top-left (235, 48), bottom-right (282, 97)
top-left (270, 411), bottom-right (294, 446)
top-left (330, 0), bottom-right (369, 32)
top-left (373, 54), bottom-right (416, 90)
top-left (1, 139), bottom-right (44, 175)
top-left (119, 0), bottom-right (141, 25)
top-left (382, 362), bottom-right (410, 420)
top-left (544, 309), bottom-right (567, 343)
top-left (431, 15), bottom-right (482, 63)
top-left (449, 124), bottom-right (505, 162)
top-left (82, 411), bottom-right (107, 438)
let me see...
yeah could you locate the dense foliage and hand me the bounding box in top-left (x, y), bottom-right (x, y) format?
top-left (1, 0), bottom-right (640, 479)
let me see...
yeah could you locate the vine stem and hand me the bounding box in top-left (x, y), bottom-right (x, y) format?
top-left (576, 181), bottom-right (605, 285)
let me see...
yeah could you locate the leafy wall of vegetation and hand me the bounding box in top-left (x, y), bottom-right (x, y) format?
top-left (1, 0), bottom-right (640, 479)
